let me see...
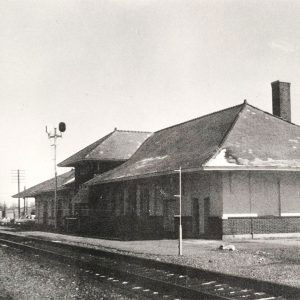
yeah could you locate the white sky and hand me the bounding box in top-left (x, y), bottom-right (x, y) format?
top-left (1, 0), bottom-right (300, 206)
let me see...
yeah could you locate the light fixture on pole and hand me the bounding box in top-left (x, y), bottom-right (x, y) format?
top-left (46, 122), bottom-right (66, 229)
top-left (174, 166), bottom-right (183, 256)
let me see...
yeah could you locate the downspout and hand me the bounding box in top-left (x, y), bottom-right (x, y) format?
top-left (278, 179), bottom-right (281, 217)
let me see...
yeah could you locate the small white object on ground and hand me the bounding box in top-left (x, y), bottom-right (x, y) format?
top-left (201, 281), bottom-right (216, 285)
top-left (219, 244), bottom-right (236, 251)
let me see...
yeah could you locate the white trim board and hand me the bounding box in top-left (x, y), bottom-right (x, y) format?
top-left (203, 166), bottom-right (300, 171)
top-left (222, 213), bottom-right (300, 219)
top-left (281, 213), bottom-right (300, 217)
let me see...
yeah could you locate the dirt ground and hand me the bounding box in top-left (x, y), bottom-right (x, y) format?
top-left (4, 229), bottom-right (300, 289)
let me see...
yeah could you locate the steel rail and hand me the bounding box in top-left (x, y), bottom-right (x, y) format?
top-left (0, 236), bottom-right (233, 300)
top-left (0, 231), bottom-right (294, 299)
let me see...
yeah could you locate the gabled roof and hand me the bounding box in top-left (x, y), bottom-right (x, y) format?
top-left (58, 129), bottom-right (152, 167)
top-left (87, 101), bottom-right (300, 185)
top-left (12, 170), bottom-right (74, 198)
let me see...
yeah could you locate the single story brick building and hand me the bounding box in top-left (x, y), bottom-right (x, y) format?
top-left (87, 81), bottom-right (300, 239)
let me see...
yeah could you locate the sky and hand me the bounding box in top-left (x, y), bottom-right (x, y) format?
top-left (1, 0), bottom-right (300, 206)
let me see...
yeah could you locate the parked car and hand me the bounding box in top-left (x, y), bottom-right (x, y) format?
top-left (0, 218), bottom-right (11, 226)
top-left (15, 217), bottom-right (35, 226)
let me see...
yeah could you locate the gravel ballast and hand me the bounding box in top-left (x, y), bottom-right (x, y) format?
top-left (0, 244), bottom-right (147, 299)
top-left (4, 230), bottom-right (300, 289)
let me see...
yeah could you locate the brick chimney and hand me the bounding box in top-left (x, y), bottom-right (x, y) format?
top-left (271, 80), bottom-right (291, 122)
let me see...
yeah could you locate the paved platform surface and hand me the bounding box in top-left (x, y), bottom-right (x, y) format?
top-left (3, 229), bottom-right (300, 255)
top-left (1, 228), bottom-right (300, 289)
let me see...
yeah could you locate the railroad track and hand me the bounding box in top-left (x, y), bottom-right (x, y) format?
top-left (0, 232), bottom-right (296, 300)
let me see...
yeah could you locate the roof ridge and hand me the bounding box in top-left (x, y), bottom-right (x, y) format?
top-left (154, 102), bottom-right (245, 134)
top-left (202, 102), bottom-right (247, 166)
top-left (246, 102), bottom-right (300, 128)
top-left (114, 129), bottom-right (152, 134)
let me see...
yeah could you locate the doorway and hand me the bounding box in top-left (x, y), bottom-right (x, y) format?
top-left (200, 197), bottom-right (210, 235)
top-left (43, 202), bottom-right (48, 225)
top-left (57, 199), bottom-right (62, 227)
top-left (192, 198), bottom-right (200, 236)
top-left (163, 199), bottom-right (177, 232)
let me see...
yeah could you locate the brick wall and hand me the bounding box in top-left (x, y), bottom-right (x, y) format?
top-left (223, 217), bottom-right (300, 235)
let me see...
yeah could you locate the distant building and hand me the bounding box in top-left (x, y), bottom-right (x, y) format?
top-left (3, 208), bottom-right (17, 220)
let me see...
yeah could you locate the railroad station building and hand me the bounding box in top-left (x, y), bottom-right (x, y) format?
top-left (86, 81), bottom-right (300, 239)
top-left (13, 81), bottom-right (300, 240)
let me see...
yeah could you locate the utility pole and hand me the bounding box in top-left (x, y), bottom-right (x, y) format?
top-left (23, 186), bottom-right (26, 216)
top-left (174, 166), bottom-right (183, 256)
top-left (46, 122), bottom-right (66, 230)
top-left (11, 169), bottom-right (25, 219)
top-left (3, 200), bottom-right (6, 218)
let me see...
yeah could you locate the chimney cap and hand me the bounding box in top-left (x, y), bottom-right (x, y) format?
top-left (271, 80), bottom-right (291, 86)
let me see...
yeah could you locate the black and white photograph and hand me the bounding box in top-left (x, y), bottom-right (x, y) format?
top-left (1, 0), bottom-right (300, 299)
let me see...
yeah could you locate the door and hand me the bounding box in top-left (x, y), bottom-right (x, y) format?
top-left (43, 202), bottom-right (48, 225)
top-left (198, 197), bottom-right (210, 235)
top-left (203, 197), bottom-right (210, 234)
top-left (140, 188), bottom-right (150, 217)
top-left (128, 185), bottom-right (137, 216)
top-left (163, 200), bottom-right (177, 232)
top-left (192, 198), bottom-right (200, 236)
top-left (199, 197), bottom-right (210, 235)
top-left (57, 199), bottom-right (62, 227)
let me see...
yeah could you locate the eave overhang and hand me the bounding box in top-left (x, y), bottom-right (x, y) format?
top-left (87, 165), bottom-right (300, 186)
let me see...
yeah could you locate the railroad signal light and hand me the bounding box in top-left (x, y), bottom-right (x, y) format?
top-left (45, 122), bottom-right (66, 229)
top-left (59, 122), bottom-right (66, 133)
